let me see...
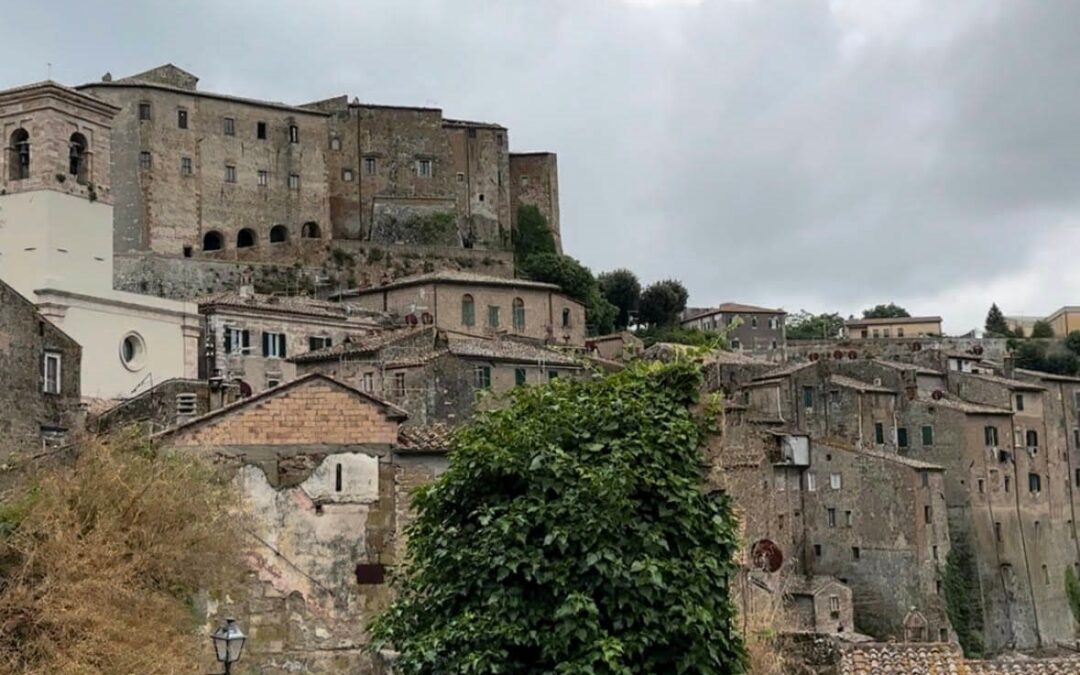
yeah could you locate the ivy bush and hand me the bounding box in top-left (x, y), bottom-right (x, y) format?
top-left (371, 361), bottom-right (746, 673)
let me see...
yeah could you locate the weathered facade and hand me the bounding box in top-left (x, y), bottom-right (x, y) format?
top-left (681, 303), bottom-right (787, 354)
top-left (157, 374), bottom-right (449, 675)
top-left (0, 279), bottom-right (82, 462)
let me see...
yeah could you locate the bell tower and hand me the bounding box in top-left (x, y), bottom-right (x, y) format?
top-left (0, 82), bottom-right (120, 299)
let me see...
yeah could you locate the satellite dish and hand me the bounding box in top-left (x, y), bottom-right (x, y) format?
top-left (751, 539), bottom-right (784, 574)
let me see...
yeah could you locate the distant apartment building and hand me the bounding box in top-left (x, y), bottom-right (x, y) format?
top-left (335, 271), bottom-right (587, 346)
top-left (680, 303), bottom-right (786, 352)
top-left (843, 316), bottom-right (943, 340)
top-left (1045, 307), bottom-right (1080, 337)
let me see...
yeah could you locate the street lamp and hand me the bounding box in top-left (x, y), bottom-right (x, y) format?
top-left (210, 617), bottom-right (246, 674)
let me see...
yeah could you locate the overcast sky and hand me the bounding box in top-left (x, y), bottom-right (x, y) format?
top-left (5, 0), bottom-right (1080, 334)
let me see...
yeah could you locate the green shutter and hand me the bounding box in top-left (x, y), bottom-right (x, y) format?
top-left (922, 425), bottom-right (933, 446)
top-left (515, 368), bottom-right (526, 386)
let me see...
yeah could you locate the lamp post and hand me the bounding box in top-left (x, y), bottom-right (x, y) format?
top-left (210, 617), bottom-right (246, 675)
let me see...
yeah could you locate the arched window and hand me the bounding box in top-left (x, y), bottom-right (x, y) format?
top-left (202, 230), bottom-right (223, 251)
top-left (269, 224), bottom-right (288, 243)
top-left (562, 307), bottom-right (571, 328)
top-left (69, 132), bottom-right (88, 183)
top-left (9, 128), bottom-right (29, 180)
top-left (237, 228), bottom-right (257, 248)
top-left (1027, 430), bottom-right (1039, 448)
top-left (301, 221), bottom-right (321, 238)
top-left (461, 294), bottom-right (475, 327)
top-left (512, 297), bottom-right (526, 330)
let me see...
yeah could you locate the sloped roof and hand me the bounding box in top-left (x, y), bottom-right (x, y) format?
top-left (968, 656), bottom-right (1080, 674)
top-left (335, 271), bottom-right (563, 296)
top-left (840, 643), bottom-right (964, 674)
top-left (964, 372), bottom-right (1047, 392)
top-left (854, 446), bottom-right (945, 471)
top-left (289, 327), bottom-right (435, 363)
top-left (915, 394), bottom-right (1013, 416)
top-left (1015, 368), bottom-right (1080, 384)
top-left (398, 423), bottom-right (455, 452)
top-left (754, 360), bottom-right (816, 380)
top-left (684, 303), bottom-right (786, 321)
top-left (872, 358), bottom-right (942, 376)
top-left (198, 290), bottom-right (381, 320)
top-left (445, 333), bottom-right (580, 366)
top-left (844, 315), bottom-right (943, 327)
top-left (154, 373), bottom-right (407, 441)
top-left (830, 374), bottom-right (897, 395)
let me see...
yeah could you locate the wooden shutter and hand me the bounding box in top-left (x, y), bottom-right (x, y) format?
top-left (224, 330), bottom-right (232, 354)
top-left (262, 332), bottom-right (270, 357)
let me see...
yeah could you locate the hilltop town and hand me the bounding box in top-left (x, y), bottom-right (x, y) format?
top-left (6, 65), bottom-right (1080, 674)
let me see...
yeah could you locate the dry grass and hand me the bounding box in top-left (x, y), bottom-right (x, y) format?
top-left (741, 571), bottom-right (792, 675)
top-left (0, 431), bottom-right (247, 674)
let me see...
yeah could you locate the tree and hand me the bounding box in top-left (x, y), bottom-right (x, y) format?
top-left (520, 252), bottom-right (594, 302)
top-left (862, 303), bottom-right (910, 319)
top-left (638, 279), bottom-right (689, 328)
top-left (944, 535), bottom-right (985, 657)
top-left (1031, 320), bottom-right (1055, 339)
top-left (0, 431), bottom-right (246, 672)
top-left (1066, 331), bottom-right (1080, 356)
top-left (586, 287), bottom-right (618, 337)
top-left (984, 304), bottom-right (1010, 337)
top-left (371, 362), bottom-right (747, 673)
top-left (1066, 566), bottom-right (1080, 627)
top-left (785, 311), bottom-right (844, 340)
top-left (513, 205), bottom-right (556, 267)
top-left (598, 269), bottom-right (641, 330)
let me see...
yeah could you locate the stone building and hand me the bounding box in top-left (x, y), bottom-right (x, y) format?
top-left (198, 284), bottom-right (386, 394)
top-left (290, 327), bottom-right (582, 426)
top-left (335, 270), bottom-right (587, 346)
top-left (0, 80), bottom-right (201, 399)
top-left (842, 316), bottom-right (943, 339)
top-left (586, 331), bottom-right (644, 362)
top-left (76, 65), bottom-right (560, 260)
top-left (680, 303), bottom-right (786, 353)
top-left (156, 373), bottom-right (450, 674)
top-left (0, 279), bottom-right (81, 461)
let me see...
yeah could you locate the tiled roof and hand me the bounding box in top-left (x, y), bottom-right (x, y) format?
top-left (445, 333), bottom-right (580, 366)
top-left (968, 656), bottom-right (1080, 674)
top-left (335, 271), bottom-right (562, 296)
top-left (872, 358), bottom-right (943, 376)
top-left (855, 446), bottom-right (945, 471)
top-left (1015, 368), bottom-right (1080, 384)
top-left (844, 315), bottom-right (943, 327)
top-left (288, 328), bottom-right (434, 363)
top-left (830, 374), bottom-right (897, 394)
top-left (964, 372), bottom-right (1047, 392)
top-left (840, 643), bottom-right (964, 674)
top-left (397, 423), bottom-right (455, 452)
top-left (198, 290), bottom-right (380, 320)
top-left (684, 302), bottom-right (786, 321)
top-left (754, 360), bottom-right (816, 380)
top-left (915, 394), bottom-right (1013, 416)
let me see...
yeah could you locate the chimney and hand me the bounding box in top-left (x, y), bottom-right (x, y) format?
top-left (1003, 355), bottom-right (1015, 379)
top-left (238, 270), bottom-right (254, 299)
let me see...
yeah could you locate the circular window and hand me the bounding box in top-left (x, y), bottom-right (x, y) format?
top-left (120, 332), bottom-right (147, 371)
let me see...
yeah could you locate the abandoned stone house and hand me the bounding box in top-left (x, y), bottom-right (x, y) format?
top-left (0, 279), bottom-right (82, 462)
top-left (155, 373), bottom-right (450, 674)
top-left (290, 326), bottom-right (582, 427)
top-left (198, 284), bottom-right (387, 394)
top-left (75, 64), bottom-right (560, 260)
top-left (586, 330), bottom-right (644, 362)
top-left (680, 302), bottom-right (787, 353)
top-left (334, 270), bottom-right (588, 346)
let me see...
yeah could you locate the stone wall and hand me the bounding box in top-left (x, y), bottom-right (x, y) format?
top-left (510, 152), bottom-right (561, 251)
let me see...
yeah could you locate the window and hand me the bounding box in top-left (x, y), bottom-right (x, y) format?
top-left (42, 352), bottom-right (61, 394)
top-left (898, 327), bottom-right (905, 337)
top-left (9, 128), bottom-right (29, 180)
top-left (830, 473), bottom-right (841, 490)
top-left (829, 595), bottom-right (840, 618)
top-left (1026, 430), bottom-right (1039, 449)
top-left (488, 305), bottom-right (500, 328)
top-left (364, 157), bottom-right (377, 175)
top-left (1075, 468), bottom-right (1080, 488)
top-left (223, 117), bottom-right (235, 136)
top-left (289, 125), bottom-right (299, 143)
top-left (1074, 428), bottom-right (1080, 448)
top-left (394, 372), bottom-right (406, 397)
top-left (203, 230), bottom-right (223, 251)
top-left (224, 164), bottom-right (237, 183)
top-left (335, 463), bottom-right (343, 492)
top-left (805, 473), bottom-right (817, 492)
top-left (257, 170), bottom-right (268, 186)
top-left (921, 425), bottom-right (934, 446)
top-left (417, 158), bottom-right (432, 177)
top-left (475, 366), bottom-right (492, 389)
top-left (803, 386), bottom-right (815, 409)
top-left (829, 389), bottom-right (840, 408)
top-left (139, 151), bottom-right (152, 170)
top-left (266, 377), bottom-right (281, 389)
top-left (776, 475), bottom-right (786, 492)
top-left (515, 368), bottom-right (527, 387)
top-left (262, 332), bottom-right (287, 358)
top-left (461, 294), bottom-right (475, 327)
top-left (288, 173), bottom-right (300, 190)
top-left (138, 102), bottom-right (152, 120)
top-left (330, 137), bottom-right (341, 151)
top-left (814, 544), bottom-right (822, 557)
top-left (751, 316), bottom-right (758, 329)
top-left (225, 328), bottom-right (249, 354)
top-left (883, 328), bottom-right (891, 338)
top-left (933, 545), bottom-right (939, 560)
top-left (68, 133), bottom-right (87, 181)
top-left (845, 510), bottom-right (853, 527)
top-left (308, 336), bottom-right (332, 351)
top-left (995, 521), bottom-right (1002, 541)
top-left (1015, 394), bottom-right (1025, 411)
top-left (181, 157), bottom-right (193, 176)
top-left (457, 172), bottom-right (465, 182)
top-left (875, 422), bottom-right (885, 445)
top-left (257, 121), bottom-right (267, 140)
top-left (120, 333), bottom-right (147, 371)
top-left (176, 109), bottom-right (188, 129)
top-left (978, 479), bottom-right (985, 493)
top-left (269, 225), bottom-right (288, 243)
top-left (236, 228), bottom-right (256, 248)
top-left (301, 221), bottom-right (321, 238)
top-left (924, 505), bottom-right (932, 524)
top-left (1005, 475), bottom-right (1011, 493)
top-left (898, 427), bottom-right (909, 448)
top-left (922, 471), bottom-right (929, 487)
top-left (1044, 564), bottom-right (1050, 586)
top-left (827, 508), bottom-right (837, 528)
top-left (562, 307), bottom-right (571, 328)
top-left (549, 371), bottom-right (559, 382)
top-left (985, 425), bottom-right (999, 447)
top-left (512, 298), bottom-right (525, 330)
top-left (342, 168), bottom-right (354, 182)
top-left (1029, 472), bottom-right (1042, 493)
top-left (362, 372), bottom-right (374, 392)
top-left (852, 546), bottom-right (861, 560)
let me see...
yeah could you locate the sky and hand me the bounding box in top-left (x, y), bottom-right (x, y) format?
top-left (4, 0), bottom-right (1080, 334)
